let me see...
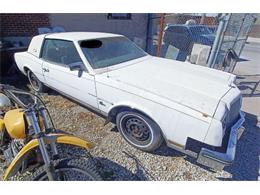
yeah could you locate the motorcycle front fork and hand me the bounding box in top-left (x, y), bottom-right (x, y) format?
top-left (26, 109), bottom-right (58, 181)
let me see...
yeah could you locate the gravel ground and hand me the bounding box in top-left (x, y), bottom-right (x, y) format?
top-left (43, 94), bottom-right (259, 181)
top-left (1, 80), bottom-right (259, 181)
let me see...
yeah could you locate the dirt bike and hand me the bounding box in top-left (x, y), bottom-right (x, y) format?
top-left (0, 84), bottom-right (102, 181)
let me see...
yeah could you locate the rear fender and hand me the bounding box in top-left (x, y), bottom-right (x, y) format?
top-left (2, 133), bottom-right (93, 180)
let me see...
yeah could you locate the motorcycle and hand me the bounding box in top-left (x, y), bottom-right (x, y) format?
top-left (0, 84), bottom-right (102, 181)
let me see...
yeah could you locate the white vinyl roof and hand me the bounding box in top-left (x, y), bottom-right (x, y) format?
top-left (45, 32), bottom-right (122, 41)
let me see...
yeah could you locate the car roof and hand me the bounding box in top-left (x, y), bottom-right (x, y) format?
top-left (44, 32), bottom-right (123, 41)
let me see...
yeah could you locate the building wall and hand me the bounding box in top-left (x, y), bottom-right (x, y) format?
top-left (0, 13), bottom-right (50, 37)
top-left (49, 13), bottom-right (148, 49)
top-left (0, 13), bottom-right (149, 49)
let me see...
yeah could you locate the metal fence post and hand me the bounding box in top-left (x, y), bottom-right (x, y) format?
top-left (208, 13), bottom-right (230, 68)
top-left (156, 13), bottom-right (165, 57)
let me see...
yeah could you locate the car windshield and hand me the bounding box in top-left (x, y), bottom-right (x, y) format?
top-left (80, 36), bottom-right (147, 69)
top-left (190, 26), bottom-right (211, 35)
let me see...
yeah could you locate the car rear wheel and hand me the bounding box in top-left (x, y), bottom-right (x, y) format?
top-left (116, 111), bottom-right (163, 152)
top-left (27, 70), bottom-right (46, 92)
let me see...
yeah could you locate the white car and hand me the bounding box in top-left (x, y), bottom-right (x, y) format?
top-left (15, 32), bottom-right (244, 170)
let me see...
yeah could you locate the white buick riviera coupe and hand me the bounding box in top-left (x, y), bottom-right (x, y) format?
top-left (15, 32), bottom-right (245, 170)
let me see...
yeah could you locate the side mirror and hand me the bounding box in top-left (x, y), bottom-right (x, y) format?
top-left (68, 62), bottom-right (85, 77)
top-left (68, 62), bottom-right (84, 71)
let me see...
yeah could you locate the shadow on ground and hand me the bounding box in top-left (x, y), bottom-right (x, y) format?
top-left (236, 74), bottom-right (260, 97)
top-left (112, 127), bottom-right (215, 174)
top-left (95, 156), bottom-right (150, 181)
top-left (218, 112), bottom-right (260, 181)
top-left (110, 112), bottom-right (260, 180)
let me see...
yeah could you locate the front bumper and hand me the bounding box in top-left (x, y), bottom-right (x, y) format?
top-left (197, 111), bottom-right (245, 171)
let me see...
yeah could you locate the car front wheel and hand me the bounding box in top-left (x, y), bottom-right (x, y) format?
top-left (116, 111), bottom-right (163, 152)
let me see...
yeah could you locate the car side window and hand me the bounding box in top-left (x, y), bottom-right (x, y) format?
top-left (41, 39), bottom-right (83, 67)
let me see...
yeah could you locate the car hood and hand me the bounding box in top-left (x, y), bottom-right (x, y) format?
top-left (97, 56), bottom-right (235, 116)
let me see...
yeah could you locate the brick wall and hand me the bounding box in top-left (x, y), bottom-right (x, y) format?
top-left (0, 14), bottom-right (50, 37)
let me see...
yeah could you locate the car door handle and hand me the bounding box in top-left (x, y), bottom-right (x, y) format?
top-left (42, 68), bottom-right (49, 72)
top-left (99, 101), bottom-right (106, 106)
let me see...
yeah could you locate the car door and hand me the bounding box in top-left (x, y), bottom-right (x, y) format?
top-left (40, 39), bottom-right (99, 110)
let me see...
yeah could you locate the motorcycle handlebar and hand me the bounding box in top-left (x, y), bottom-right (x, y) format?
top-left (0, 83), bottom-right (55, 128)
top-left (0, 84), bottom-right (38, 109)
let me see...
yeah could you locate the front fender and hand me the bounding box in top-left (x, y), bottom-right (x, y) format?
top-left (106, 101), bottom-right (154, 123)
top-left (3, 133), bottom-right (93, 180)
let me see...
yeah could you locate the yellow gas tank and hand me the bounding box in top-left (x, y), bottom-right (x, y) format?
top-left (4, 109), bottom-right (26, 139)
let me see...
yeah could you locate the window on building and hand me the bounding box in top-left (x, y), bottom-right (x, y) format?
top-left (107, 13), bottom-right (132, 20)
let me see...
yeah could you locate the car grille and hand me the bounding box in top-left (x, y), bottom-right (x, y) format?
top-left (226, 96), bottom-right (241, 128)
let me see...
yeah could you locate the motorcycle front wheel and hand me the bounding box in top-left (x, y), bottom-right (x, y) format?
top-left (30, 158), bottom-right (102, 181)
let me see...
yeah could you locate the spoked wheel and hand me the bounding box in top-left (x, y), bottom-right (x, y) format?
top-left (31, 158), bottom-right (102, 181)
top-left (27, 70), bottom-right (46, 92)
top-left (116, 111), bottom-right (163, 152)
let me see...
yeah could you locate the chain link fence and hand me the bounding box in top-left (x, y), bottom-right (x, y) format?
top-left (146, 14), bottom-right (219, 65)
top-left (146, 13), bottom-right (257, 73)
top-left (212, 13), bottom-right (257, 72)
